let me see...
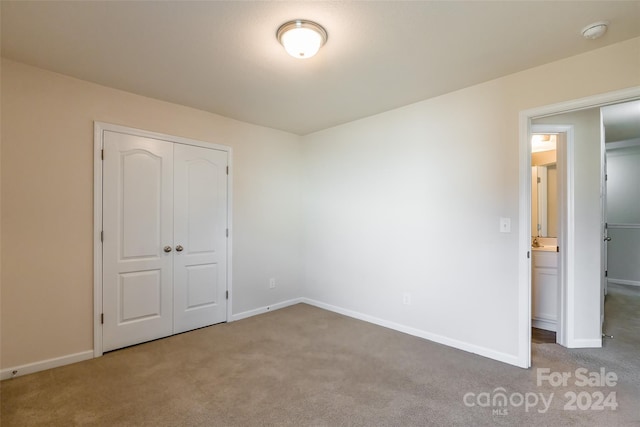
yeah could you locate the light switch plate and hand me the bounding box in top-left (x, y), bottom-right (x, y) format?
top-left (500, 217), bottom-right (511, 233)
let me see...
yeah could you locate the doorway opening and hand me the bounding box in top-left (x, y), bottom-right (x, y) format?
top-left (529, 130), bottom-right (564, 346)
top-left (600, 100), bottom-right (640, 344)
top-left (517, 86), bottom-right (640, 368)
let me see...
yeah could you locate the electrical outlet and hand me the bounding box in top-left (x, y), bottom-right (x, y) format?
top-left (269, 278), bottom-right (276, 289)
top-left (402, 293), bottom-right (411, 305)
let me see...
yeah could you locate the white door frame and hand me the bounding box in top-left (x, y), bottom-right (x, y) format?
top-left (93, 122), bottom-right (233, 357)
top-left (601, 113), bottom-right (608, 328)
top-left (518, 86), bottom-right (640, 368)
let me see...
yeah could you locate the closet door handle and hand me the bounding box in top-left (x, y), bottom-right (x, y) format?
top-left (604, 237), bottom-right (612, 242)
top-left (163, 246), bottom-right (172, 253)
top-left (176, 245), bottom-right (184, 252)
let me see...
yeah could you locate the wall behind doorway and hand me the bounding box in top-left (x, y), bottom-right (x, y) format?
top-left (606, 145), bottom-right (640, 286)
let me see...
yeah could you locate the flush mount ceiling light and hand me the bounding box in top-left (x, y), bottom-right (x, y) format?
top-left (581, 21), bottom-right (608, 40)
top-left (277, 20), bottom-right (328, 59)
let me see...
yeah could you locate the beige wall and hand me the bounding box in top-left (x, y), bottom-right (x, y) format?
top-left (1, 59), bottom-right (303, 368)
top-left (532, 150), bottom-right (556, 166)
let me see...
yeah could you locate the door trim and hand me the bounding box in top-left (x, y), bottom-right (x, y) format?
top-left (518, 86), bottom-right (640, 368)
top-left (93, 122), bottom-right (233, 357)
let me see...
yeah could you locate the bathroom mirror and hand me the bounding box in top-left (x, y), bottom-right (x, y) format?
top-left (531, 135), bottom-right (558, 238)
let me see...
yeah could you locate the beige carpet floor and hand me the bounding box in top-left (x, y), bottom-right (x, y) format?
top-left (1, 284), bottom-right (639, 426)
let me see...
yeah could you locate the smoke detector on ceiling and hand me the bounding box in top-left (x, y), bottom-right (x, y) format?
top-left (581, 21), bottom-right (608, 40)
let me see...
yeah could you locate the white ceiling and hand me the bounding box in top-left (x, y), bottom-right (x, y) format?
top-left (2, 1), bottom-right (640, 135)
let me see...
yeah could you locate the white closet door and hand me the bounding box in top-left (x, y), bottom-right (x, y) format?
top-left (102, 131), bottom-right (174, 352)
top-left (173, 144), bottom-right (228, 333)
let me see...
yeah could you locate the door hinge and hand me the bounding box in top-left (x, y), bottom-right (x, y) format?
top-left (605, 222), bottom-right (608, 229)
top-left (605, 270), bottom-right (608, 278)
top-left (101, 313), bottom-right (104, 324)
top-left (101, 231), bottom-right (104, 242)
top-left (605, 174), bottom-right (608, 181)
top-left (527, 251), bottom-right (530, 259)
top-left (226, 228), bottom-right (229, 238)
top-left (101, 149), bottom-right (104, 160)
top-left (537, 177), bottom-right (541, 183)
top-left (226, 165), bottom-right (229, 175)
top-left (226, 290), bottom-right (229, 300)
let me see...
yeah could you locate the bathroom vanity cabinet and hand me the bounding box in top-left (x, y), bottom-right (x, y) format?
top-left (532, 249), bottom-right (558, 332)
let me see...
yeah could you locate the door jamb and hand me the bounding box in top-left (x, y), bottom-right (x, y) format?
top-left (93, 122), bottom-right (233, 358)
top-left (518, 86), bottom-right (640, 368)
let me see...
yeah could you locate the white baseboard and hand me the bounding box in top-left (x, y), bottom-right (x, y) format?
top-left (0, 296), bottom-right (537, 379)
top-left (230, 297), bottom-right (303, 322)
top-left (301, 298), bottom-right (523, 368)
top-left (568, 338), bottom-right (602, 348)
top-left (2, 299), bottom-right (303, 380)
top-left (608, 278), bottom-right (640, 288)
top-left (532, 318), bottom-right (557, 332)
top-left (0, 350), bottom-right (94, 381)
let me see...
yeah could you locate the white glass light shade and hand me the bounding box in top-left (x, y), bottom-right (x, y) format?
top-left (281, 27), bottom-right (322, 58)
top-left (277, 20), bottom-right (327, 59)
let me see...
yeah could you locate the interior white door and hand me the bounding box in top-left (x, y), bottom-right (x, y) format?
top-left (173, 144), bottom-right (228, 333)
top-left (102, 129), bottom-right (228, 352)
top-left (102, 131), bottom-right (174, 352)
